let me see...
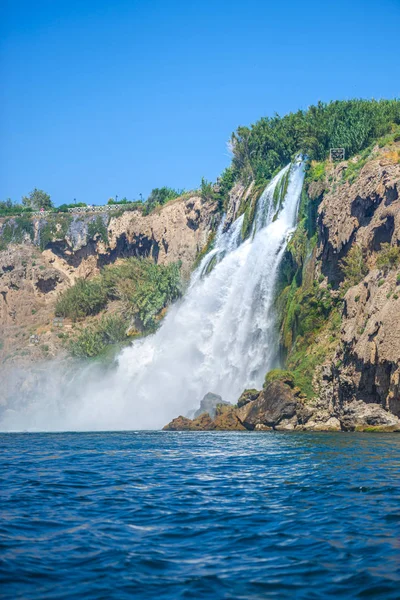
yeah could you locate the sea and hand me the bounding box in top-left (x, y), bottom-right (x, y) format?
top-left (1, 431), bottom-right (400, 599)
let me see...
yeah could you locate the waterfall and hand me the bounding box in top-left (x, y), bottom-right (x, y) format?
top-left (0, 161), bottom-right (304, 431)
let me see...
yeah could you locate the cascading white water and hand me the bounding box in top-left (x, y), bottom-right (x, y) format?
top-left (0, 161), bottom-right (304, 431)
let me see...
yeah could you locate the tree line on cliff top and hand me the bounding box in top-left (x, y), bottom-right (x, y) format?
top-left (0, 186), bottom-right (183, 217)
top-left (228, 98), bottom-right (400, 184)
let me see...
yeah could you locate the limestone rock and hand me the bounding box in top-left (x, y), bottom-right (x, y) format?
top-left (191, 413), bottom-right (216, 430)
top-left (213, 405), bottom-right (247, 431)
top-left (237, 389), bottom-right (260, 408)
top-left (340, 401), bottom-right (400, 432)
top-left (243, 381), bottom-right (299, 430)
top-left (162, 416), bottom-right (194, 431)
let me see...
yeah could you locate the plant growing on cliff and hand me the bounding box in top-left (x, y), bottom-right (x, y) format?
top-left (340, 244), bottom-right (368, 291)
top-left (56, 257), bottom-right (182, 332)
top-left (143, 187), bottom-right (182, 215)
top-left (69, 314), bottom-right (128, 358)
top-left (0, 217), bottom-right (34, 250)
top-left (88, 216), bottom-right (109, 244)
top-left (376, 243), bottom-right (400, 272)
top-left (264, 369), bottom-right (294, 388)
top-left (106, 259), bottom-right (182, 329)
top-left (39, 215), bottom-right (72, 250)
top-left (193, 231), bottom-right (216, 270)
top-left (56, 278), bottom-right (108, 320)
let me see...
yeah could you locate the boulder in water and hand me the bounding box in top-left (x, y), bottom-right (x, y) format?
top-left (243, 381), bottom-right (299, 429)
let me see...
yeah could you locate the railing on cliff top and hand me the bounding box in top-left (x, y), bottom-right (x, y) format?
top-left (29, 204), bottom-right (138, 217)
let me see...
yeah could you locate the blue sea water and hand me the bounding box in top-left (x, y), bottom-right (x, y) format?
top-left (1, 432), bottom-right (400, 599)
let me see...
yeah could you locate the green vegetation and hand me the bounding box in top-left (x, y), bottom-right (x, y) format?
top-left (0, 198), bottom-right (33, 217)
top-left (201, 168), bottom-right (236, 213)
top-left (193, 231), bottom-right (216, 270)
top-left (237, 181), bottom-right (266, 241)
top-left (376, 243), bottom-right (400, 272)
top-left (272, 180), bottom-right (343, 399)
top-left (69, 315), bottom-right (128, 358)
top-left (56, 278), bottom-right (108, 320)
top-left (272, 167), bottom-right (290, 216)
top-left (143, 187), bottom-right (182, 215)
top-left (39, 215), bottom-right (72, 250)
top-left (88, 215), bottom-right (109, 244)
top-left (307, 161), bottom-right (327, 182)
top-left (241, 194), bottom-right (258, 240)
top-left (0, 216), bottom-right (34, 250)
top-left (103, 258), bottom-right (182, 329)
top-left (22, 188), bottom-right (53, 211)
top-left (340, 244), bottom-right (368, 291)
top-left (57, 257), bottom-right (182, 356)
top-left (264, 369), bottom-right (294, 388)
top-left (230, 99), bottom-right (400, 183)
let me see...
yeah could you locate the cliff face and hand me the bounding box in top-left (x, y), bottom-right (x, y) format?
top-left (35, 194), bottom-right (217, 280)
top-left (315, 146), bottom-right (400, 423)
top-left (270, 142), bottom-right (400, 430)
top-left (0, 194), bottom-right (218, 372)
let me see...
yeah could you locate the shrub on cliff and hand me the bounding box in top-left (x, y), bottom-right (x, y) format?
top-left (56, 257), bottom-right (182, 332)
top-left (55, 278), bottom-right (108, 320)
top-left (340, 244), bottom-right (368, 291)
top-left (376, 243), bottom-right (400, 273)
top-left (69, 314), bottom-right (128, 358)
top-left (87, 215), bottom-right (109, 244)
top-left (106, 259), bottom-right (182, 329)
top-left (143, 187), bottom-right (182, 215)
top-left (0, 217), bottom-right (34, 250)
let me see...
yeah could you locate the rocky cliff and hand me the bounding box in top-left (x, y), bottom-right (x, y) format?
top-left (313, 142), bottom-right (400, 426)
top-left (0, 194), bottom-right (218, 372)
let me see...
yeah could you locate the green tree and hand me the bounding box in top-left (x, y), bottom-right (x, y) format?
top-left (144, 187), bottom-right (181, 214)
top-left (22, 188), bottom-right (53, 210)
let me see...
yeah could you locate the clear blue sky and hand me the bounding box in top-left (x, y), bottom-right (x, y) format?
top-left (1, 0), bottom-right (399, 206)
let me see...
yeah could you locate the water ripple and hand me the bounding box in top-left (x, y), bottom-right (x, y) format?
top-left (1, 432), bottom-right (400, 599)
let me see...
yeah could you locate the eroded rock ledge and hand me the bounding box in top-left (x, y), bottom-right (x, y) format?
top-left (163, 381), bottom-right (400, 432)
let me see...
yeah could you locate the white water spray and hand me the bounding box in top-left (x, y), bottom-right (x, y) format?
top-left (1, 162), bottom-right (304, 431)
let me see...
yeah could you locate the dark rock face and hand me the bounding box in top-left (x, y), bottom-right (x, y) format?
top-left (193, 392), bottom-right (229, 419)
top-left (237, 389), bottom-right (260, 408)
top-left (243, 381), bottom-right (298, 430)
